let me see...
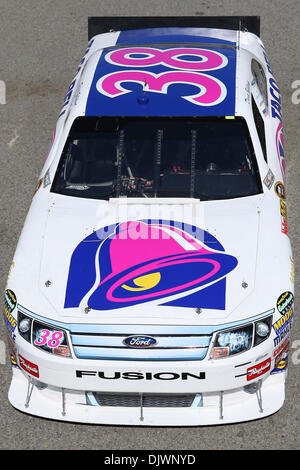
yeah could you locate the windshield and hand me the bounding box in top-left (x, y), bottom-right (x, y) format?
top-left (51, 117), bottom-right (262, 200)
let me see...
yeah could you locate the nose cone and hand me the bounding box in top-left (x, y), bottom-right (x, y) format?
top-left (71, 220), bottom-right (238, 310)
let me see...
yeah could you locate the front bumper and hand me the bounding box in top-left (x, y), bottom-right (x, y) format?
top-left (9, 367), bottom-right (285, 426)
top-left (8, 307), bottom-right (288, 425)
top-left (8, 332), bottom-right (287, 425)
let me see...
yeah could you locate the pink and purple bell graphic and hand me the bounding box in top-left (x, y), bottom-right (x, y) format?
top-left (64, 220), bottom-right (238, 311)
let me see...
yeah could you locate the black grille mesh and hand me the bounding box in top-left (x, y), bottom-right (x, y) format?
top-left (92, 393), bottom-right (195, 408)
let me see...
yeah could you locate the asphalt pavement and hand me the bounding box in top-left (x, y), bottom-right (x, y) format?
top-left (0, 0), bottom-right (299, 450)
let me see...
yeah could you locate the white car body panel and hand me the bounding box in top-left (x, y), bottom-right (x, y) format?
top-left (4, 25), bottom-right (294, 425)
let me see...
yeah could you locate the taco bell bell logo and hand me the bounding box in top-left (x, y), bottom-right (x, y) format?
top-left (64, 220), bottom-right (238, 312)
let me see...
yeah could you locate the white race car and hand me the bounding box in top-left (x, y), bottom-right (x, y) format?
top-left (4, 16), bottom-right (294, 425)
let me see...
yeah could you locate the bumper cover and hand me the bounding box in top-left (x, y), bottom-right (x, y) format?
top-left (9, 367), bottom-right (285, 426)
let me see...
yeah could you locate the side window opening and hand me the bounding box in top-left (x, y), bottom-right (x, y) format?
top-left (251, 94), bottom-right (267, 163)
top-left (251, 59), bottom-right (268, 114)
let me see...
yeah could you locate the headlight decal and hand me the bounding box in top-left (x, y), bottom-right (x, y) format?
top-left (34, 327), bottom-right (64, 348)
top-left (17, 308), bottom-right (72, 358)
top-left (211, 324), bottom-right (253, 359)
top-left (211, 313), bottom-right (273, 360)
top-left (33, 321), bottom-right (71, 357)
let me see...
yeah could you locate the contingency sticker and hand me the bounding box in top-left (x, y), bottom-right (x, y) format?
top-left (277, 291), bottom-right (294, 315)
top-left (3, 289), bottom-right (17, 342)
top-left (263, 169), bottom-right (275, 189)
top-left (280, 200), bottom-right (288, 235)
top-left (271, 338), bottom-right (289, 375)
top-left (274, 181), bottom-right (286, 200)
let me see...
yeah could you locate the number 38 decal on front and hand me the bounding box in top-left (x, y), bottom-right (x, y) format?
top-left (34, 329), bottom-right (64, 348)
top-left (32, 321), bottom-right (71, 357)
top-left (86, 45), bottom-right (237, 116)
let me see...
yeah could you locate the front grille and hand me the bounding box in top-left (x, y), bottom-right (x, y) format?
top-left (88, 392), bottom-right (196, 408)
top-left (70, 324), bottom-right (212, 361)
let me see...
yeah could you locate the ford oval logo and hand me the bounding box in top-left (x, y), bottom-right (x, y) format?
top-left (123, 336), bottom-right (157, 348)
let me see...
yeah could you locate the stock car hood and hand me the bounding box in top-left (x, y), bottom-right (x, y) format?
top-left (31, 194), bottom-right (268, 324)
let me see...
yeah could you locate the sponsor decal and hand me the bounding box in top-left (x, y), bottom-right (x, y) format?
top-left (10, 353), bottom-right (18, 367)
top-left (273, 322), bottom-right (292, 347)
top-left (280, 200), bottom-right (287, 219)
top-left (261, 46), bottom-right (285, 182)
top-left (280, 200), bottom-right (288, 235)
top-left (281, 217), bottom-right (288, 236)
top-left (290, 256), bottom-right (295, 284)
top-left (272, 340), bottom-right (289, 375)
top-left (269, 76), bottom-right (282, 122)
top-left (6, 333), bottom-right (18, 368)
top-left (4, 289), bottom-right (16, 313)
top-left (271, 356), bottom-right (288, 375)
top-left (64, 220), bottom-right (238, 311)
top-left (76, 370), bottom-right (205, 380)
top-left (247, 358), bottom-right (271, 381)
top-left (261, 47), bottom-right (282, 122)
top-left (263, 169), bottom-right (275, 189)
top-left (274, 181), bottom-right (286, 200)
top-left (53, 345), bottom-right (69, 357)
top-left (272, 307), bottom-right (293, 347)
top-left (273, 338), bottom-right (289, 358)
top-left (3, 305), bottom-right (17, 342)
top-left (3, 289), bottom-right (17, 342)
top-left (277, 291), bottom-right (294, 315)
top-left (123, 336), bottom-right (157, 348)
top-left (18, 355), bottom-right (39, 378)
top-left (86, 45), bottom-right (237, 116)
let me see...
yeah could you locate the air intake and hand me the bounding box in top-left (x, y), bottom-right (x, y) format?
top-left (87, 392), bottom-right (197, 408)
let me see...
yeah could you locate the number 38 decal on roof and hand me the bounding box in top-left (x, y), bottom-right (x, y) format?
top-left (96, 47), bottom-right (229, 107)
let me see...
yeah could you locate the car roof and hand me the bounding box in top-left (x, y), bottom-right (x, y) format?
top-left (60, 27), bottom-right (266, 123)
